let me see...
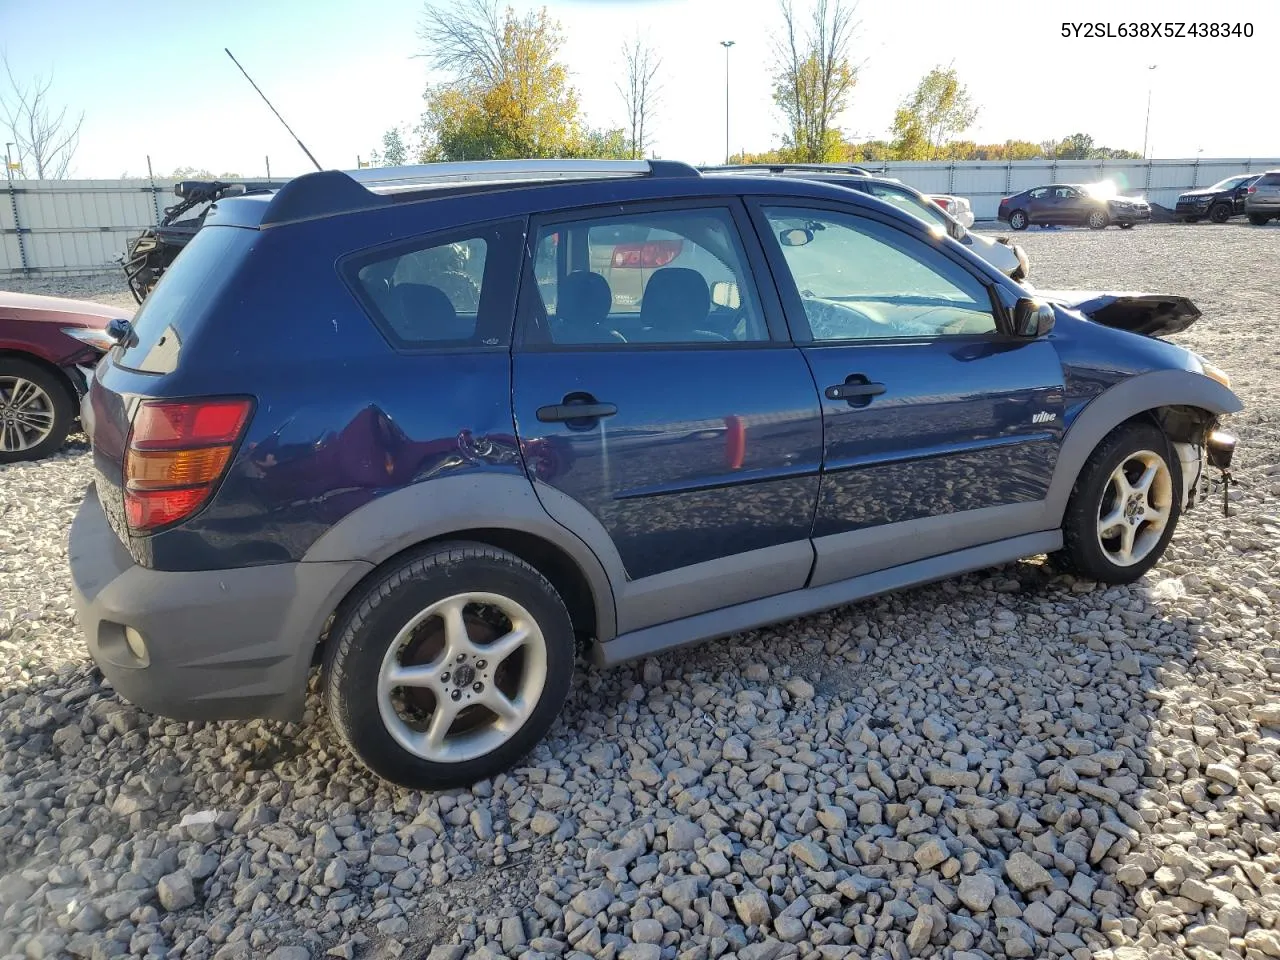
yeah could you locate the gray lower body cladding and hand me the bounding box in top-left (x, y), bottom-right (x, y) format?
top-left (68, 486), bottom-right (370, 722)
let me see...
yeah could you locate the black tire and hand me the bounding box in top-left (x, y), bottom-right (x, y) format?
top-left (1208, 203), bottom-right (1232, 224)
top-left (1053, 421), bottom-right (1182, 584)
top-left (1087, 210), bottom-right (1109, 230)
top-left (1248, 214), bottom-right (1269, 226)
top-left (1183, 217), bottom-right (1201, 224)
top-left (1008, 210), bottom-right (1029, 231)
top-left (0, 357), bottom-right (75, 464)
top-left (323, 541), bottom-right (575, 789)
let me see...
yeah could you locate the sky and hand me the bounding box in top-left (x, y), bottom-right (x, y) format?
top-left (2, 0), bottom-right (1277, 180)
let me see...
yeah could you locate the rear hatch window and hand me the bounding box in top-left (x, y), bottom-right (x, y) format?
top-left (115, 226), bottom-right (256, 374)
top-left (1257, 173), bottom-right (1280, 188)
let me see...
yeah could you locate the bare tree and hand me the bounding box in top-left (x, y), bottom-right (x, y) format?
top-left (1, 53), bottom-right (84, 179)
top-left (417, 0), bottom-right (506, 83)
top-left (616, 31), bottom-right (662, 160)
top-left (772, 0), bottom-right (858, 162)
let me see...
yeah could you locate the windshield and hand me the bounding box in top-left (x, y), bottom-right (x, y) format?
top-left (1206, 175), bottom-right (1249, 191)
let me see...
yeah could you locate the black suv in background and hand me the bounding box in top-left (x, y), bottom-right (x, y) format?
top-left (1175, 174), bottom-right (1261, 223)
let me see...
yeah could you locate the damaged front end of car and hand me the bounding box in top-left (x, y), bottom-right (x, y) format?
top-left (1036, 290), bottom-right (1202, 339)
top-left (1040, 289), bottom-right (1240, 516)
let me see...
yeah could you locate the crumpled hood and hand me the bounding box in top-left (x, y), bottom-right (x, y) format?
top-left (1036, 290), bottom-right (1201, 338)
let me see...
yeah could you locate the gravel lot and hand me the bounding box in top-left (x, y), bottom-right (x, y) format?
top-left (2, 223), bottom-right (1279, 960)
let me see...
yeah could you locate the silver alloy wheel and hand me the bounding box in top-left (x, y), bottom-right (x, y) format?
top-left (376, 592), bottom-right (548, 763)
top-left (1088, 210), bottom-right (1108, 229)
top-left (1010, 211), bottom-right (1027, 229)
top-left (1096, 449), bottom-right (1173, 567)
top-left (0, 376), bottom-right (57, 452)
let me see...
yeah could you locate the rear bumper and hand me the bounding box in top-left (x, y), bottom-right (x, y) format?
top-left (1244, 199), bottom-right (1280, 212)
top-left (68, 485), bottom-right (370, 722)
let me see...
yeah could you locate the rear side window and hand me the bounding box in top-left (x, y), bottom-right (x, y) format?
top-left (1258, 173), bottom-right (1280, 187)
top-left (116, 226), bottom-right (255, 374)
top-left (347, 219), bottom-right (524, 349)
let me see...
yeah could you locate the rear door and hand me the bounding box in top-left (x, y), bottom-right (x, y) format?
top-left (748, 199), bottom-right (1065, 586)
top-left (511, 199), bottom-right (824, 635)
top-left (1025, 188), bottom-right (1052, 222)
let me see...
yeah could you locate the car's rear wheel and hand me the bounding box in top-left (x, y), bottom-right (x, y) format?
top-left (0, 358), bottom-right (74, 464)
top-left (1008, 210), bottom-right (1028, 231)
top-left (1087, 210), bottom-right (1109, 230)
top-left (1248, 214), bottom-right (1270, 226)
top-left (323, 542), bottom-right (575, 789)
top-left (1053, 422), bottom-right (1181, 584)
top-left (1208, 203), bottom-right (1232, 224)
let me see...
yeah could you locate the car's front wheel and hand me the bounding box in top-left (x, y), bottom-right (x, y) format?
top-left (1054, 422), bottom-right (1182, 584)
top-left (1248, 214), bottom-right (1270, 226)
top-left (1087, 210), bottom-right (1109, 230)
top-left (1008, 210), bottom-right (1028, 231)
top-left (1208, 203), bottom-right (1232, 224)
top-left (0, 358), bottom-right (74, 464)
top-left (324, 542), bottom-right (575, 789)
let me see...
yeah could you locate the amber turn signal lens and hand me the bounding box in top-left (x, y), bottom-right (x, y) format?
top-left (126, 445), bottom-right (233, 490)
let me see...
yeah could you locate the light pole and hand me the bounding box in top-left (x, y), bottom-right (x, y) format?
top-left (1142, 64), bottom-right (1158, 160)
top-left (4, 142), bottom-right (14, 181)
top-left (720, 41), bottom-right (735, 165)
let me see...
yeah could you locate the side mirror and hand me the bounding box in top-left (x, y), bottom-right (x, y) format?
top-left (949, 221), bottom-right (968, 243)
top-left (1013, 298), bottom-right (1056, 338)
top-left (779, 227), bottom-right (814, 247)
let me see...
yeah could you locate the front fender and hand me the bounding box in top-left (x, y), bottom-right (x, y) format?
top-left (1045, 368), bottom-right (1242, 522)
top-left (301, 473), bottom-right (618, 639)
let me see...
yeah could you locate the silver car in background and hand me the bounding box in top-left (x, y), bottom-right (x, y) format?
top-left (1245, 170), bottom-right (1280, 225)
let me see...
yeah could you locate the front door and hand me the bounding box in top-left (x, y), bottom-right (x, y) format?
top-left (750, 200), bottom-right (1066, 586)
top-left (511, 200), bottom-right (824, 634)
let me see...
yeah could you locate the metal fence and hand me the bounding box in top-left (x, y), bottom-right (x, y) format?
top-left (4, 157), bottom-right (1280, 277)
top-left (2, 177), bottom-right (182, 278)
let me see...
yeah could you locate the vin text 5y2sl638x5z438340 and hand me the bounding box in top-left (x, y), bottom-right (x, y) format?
top-left (1061, 21), bottom-right (1254, 38)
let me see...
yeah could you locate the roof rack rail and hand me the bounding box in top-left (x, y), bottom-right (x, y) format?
top-left (702, 162), bottom-right (874, 177)
top-left (348, 158), bottom-right (698, 193)
top-left (259, 159), bottom-right (700, 226)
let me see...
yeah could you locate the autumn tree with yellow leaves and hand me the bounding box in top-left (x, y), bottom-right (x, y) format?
top-left (415, 0), bottom-right (628, 161)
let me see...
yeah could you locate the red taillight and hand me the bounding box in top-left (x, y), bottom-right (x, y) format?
top-left (1247, 186), bottom-right (1257, 194)
top-left (933, 197), bottom-right (951, 209)
top-left (610, 240), bottom-right (683, 269)
top-left (124, 397), bottom-right (253, 532)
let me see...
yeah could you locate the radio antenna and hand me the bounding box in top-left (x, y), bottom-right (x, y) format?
top-left (225, 48), bottom-right (323, 171)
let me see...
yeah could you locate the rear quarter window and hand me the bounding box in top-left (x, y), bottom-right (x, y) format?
top-left (115, 226), bottom-right (256, 374)
top-left (346, 219), bottom-right (524, 349)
